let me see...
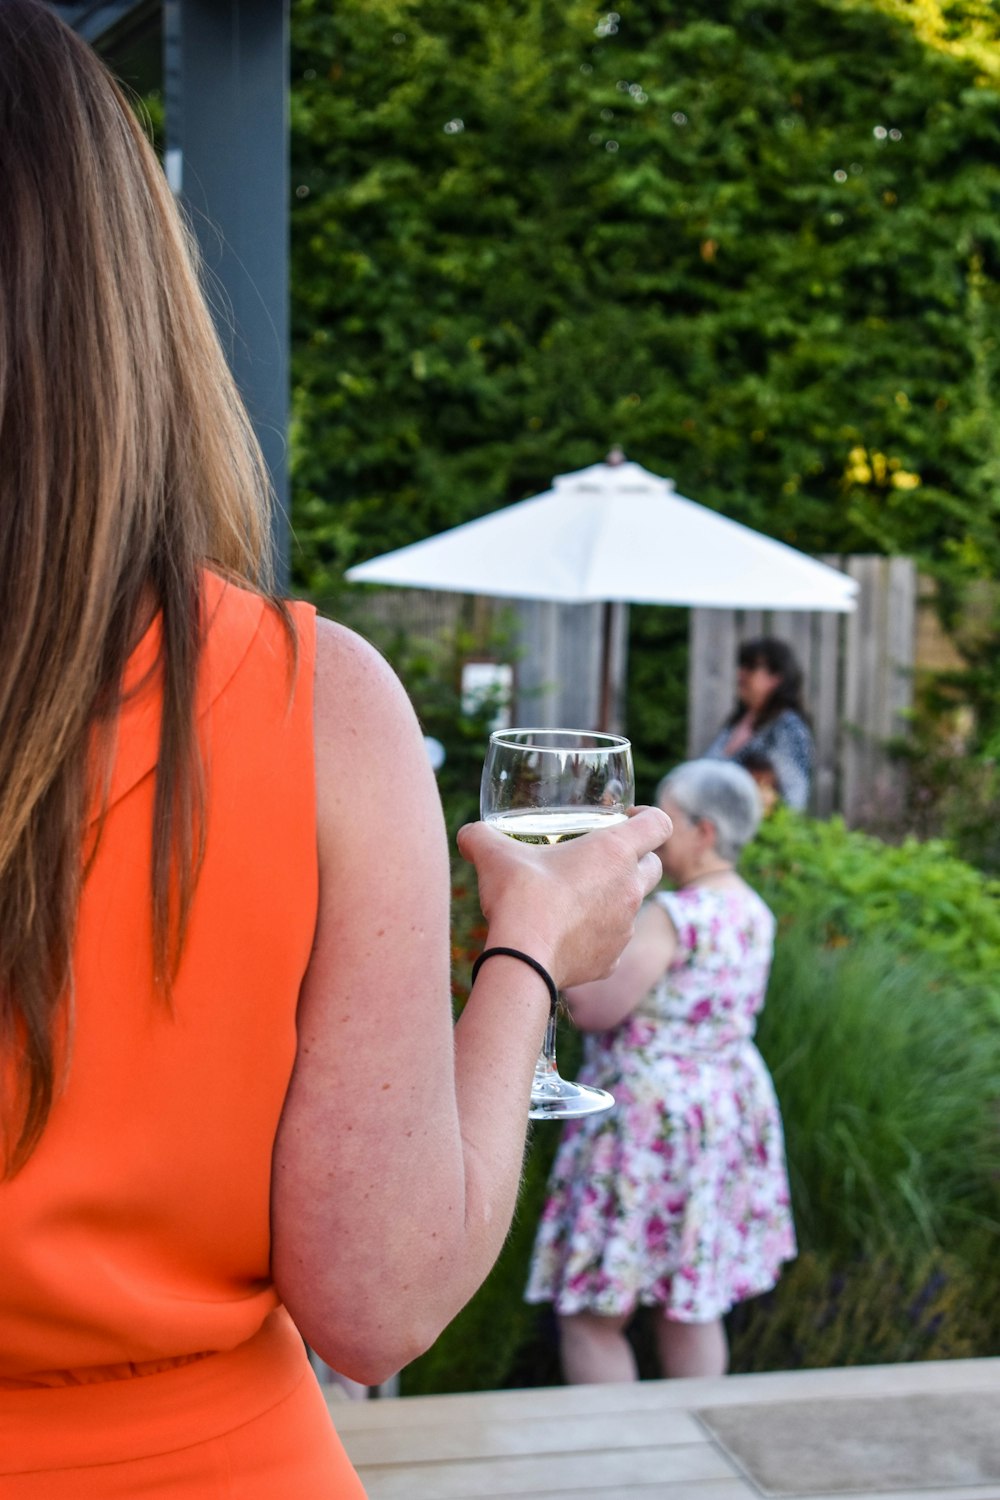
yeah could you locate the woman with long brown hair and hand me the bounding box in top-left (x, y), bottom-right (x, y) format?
top-left (703, 637), bottom-right (815, 811)
top-left (0, 4), bottom-right (670, 1493)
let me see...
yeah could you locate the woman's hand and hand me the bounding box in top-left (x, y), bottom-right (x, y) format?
top-left (457, 805), bottom-right (671, 991)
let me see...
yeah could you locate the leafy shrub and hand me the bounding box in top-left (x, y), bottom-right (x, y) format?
top-left (900, 736), bottom-right (1000, 878)
top-left (743, 807), bottom-right (1000, 994)
top-left (934, 757), bottom-right (1000, 877)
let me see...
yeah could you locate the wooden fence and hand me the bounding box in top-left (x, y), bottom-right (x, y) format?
top-left (348, 554), bottom-right (920, 826)
top-left (346, 589), bottom-right (631, 735)
top-left (688, 556), bottom-right (917, 823)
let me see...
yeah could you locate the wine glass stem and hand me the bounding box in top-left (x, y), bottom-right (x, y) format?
top-left (540, 998), bottom-right (560, 1073)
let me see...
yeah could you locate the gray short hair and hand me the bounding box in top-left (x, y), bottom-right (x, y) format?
top-left (655, 759), bottom-right (762, 862)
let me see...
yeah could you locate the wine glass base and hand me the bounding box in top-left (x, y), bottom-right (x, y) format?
top-left (529, 1078), bottom-right (615, 1121)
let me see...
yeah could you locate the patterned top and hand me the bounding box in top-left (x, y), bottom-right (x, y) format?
top-left (704, 708), bottom-right (814, 811)
top-left (634, 883), bottom-right (776, 1045)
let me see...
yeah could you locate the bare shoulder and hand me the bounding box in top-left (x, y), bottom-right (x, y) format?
top-left (635, 895), bottom-right (678, 965)
top-left (307, 613), bottom-right (449, 937)
top-left (313, 615), bottom-right (419, 741)
top-left (310, 617), bottom-right (440, 824)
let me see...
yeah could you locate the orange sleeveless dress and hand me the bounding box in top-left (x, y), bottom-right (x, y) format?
top-left (0, 572), bottom-right (365, 1497)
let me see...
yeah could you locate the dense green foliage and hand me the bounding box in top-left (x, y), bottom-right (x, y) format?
top-left (894, 658), bottom-right (1000, 872)
top-left (289, 0), bottom-right (1000, 595)
top-left (404, 809), bottom-right (999, 1392)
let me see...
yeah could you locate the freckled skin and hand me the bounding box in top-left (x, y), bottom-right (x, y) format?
top-left (270, 618), bottom-right (669, 1383)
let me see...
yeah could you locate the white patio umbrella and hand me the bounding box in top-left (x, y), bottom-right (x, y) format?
top-left (346, 452), bottom-right (856, 724)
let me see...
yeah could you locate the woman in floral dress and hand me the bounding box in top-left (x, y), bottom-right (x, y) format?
top-left (526, 759), bottom-right (796, 1381)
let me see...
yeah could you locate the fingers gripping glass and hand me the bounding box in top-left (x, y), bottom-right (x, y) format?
top-left (480, 729), bottom-right (634, 1120)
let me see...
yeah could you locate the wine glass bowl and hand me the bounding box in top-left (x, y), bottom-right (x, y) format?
top-left (480, 729), bottom-right (635, 1120)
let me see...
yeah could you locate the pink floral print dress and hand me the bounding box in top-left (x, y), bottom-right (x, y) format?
top-left (525, 883), bottom-right (796, 1323)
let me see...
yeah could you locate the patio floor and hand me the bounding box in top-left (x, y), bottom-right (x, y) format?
top-left (328, 1357), bottom-right (1000, 1500)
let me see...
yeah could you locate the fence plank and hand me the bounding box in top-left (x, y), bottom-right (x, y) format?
top-left (508, 601), bottom-right (631, 732)
top-left (352, 586), bottom-right (465, 642)
top-left (768, 610), bottom-right (814, 682)
top-left (865, 556), bottom-right (918, 823)
top-left (807, 561), bottom-right (847, 819)
top-left (885, 558), bottom-right (917, 739)
top-left (555, 604), bottom-right (603, 730)
top-left (841, 556), bottom-right (883, 826)
top-left (603, 602), bottom-right (630, 735)
top-left (688, 610), bottom-right (737, 757)
top-left (512, 601), bottom-right (560, 726)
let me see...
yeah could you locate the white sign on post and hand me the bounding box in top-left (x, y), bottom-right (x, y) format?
top-left (461, 662), bottom-right (513, 730)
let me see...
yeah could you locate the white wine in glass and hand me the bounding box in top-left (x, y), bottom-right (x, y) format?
top-left (480, 729), bottom-right (634, 1120)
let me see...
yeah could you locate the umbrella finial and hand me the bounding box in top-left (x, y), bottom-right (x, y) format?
top-left (605, 445), bottom-right (627, 466)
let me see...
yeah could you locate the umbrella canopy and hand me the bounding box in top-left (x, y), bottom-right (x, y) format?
top-left (346, 457), bottom-right (858, 612)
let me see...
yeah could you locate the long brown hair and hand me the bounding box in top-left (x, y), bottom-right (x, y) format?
top-left (0, 1), bottom-right (285, 1174)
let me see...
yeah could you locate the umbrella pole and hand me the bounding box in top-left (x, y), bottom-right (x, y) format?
top-left (598, 600), bottom-right (614, 732)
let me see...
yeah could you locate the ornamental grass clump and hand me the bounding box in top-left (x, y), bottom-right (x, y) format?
top-left (727, 1248), bottom-right (982, 1372)
top-left (756, 926), bottom-right (999, 1264)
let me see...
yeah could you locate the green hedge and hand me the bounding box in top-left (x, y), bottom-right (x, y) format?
top-left (402, 808), bottom-right (1000, 1392)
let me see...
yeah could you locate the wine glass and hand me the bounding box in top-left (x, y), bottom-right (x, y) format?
top-left (480, 728), bottom-right (634, 1120)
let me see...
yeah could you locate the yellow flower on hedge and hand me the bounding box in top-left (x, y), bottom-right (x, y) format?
top-left (845, 446), bottom-right (872, 484)
top-left (844, 445), bottom-right (920, 490)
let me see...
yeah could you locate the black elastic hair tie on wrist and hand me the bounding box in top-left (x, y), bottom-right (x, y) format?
top-left (471, 946), bottom-right (559, 1011)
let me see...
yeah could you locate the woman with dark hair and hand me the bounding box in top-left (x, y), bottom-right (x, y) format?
top-left (0, 5), bottom-right (670, 1494)
top-left (703, 637), bottom-right (814, 811)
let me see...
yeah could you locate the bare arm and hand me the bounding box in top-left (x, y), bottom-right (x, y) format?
top-left (270, 621), bottom-right (670, 1384)
top-left (564, 899), bottom-right (678, 1032)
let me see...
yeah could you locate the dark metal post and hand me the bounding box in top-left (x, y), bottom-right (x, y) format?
top-left (163, 0), bottom-right (290, 582)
